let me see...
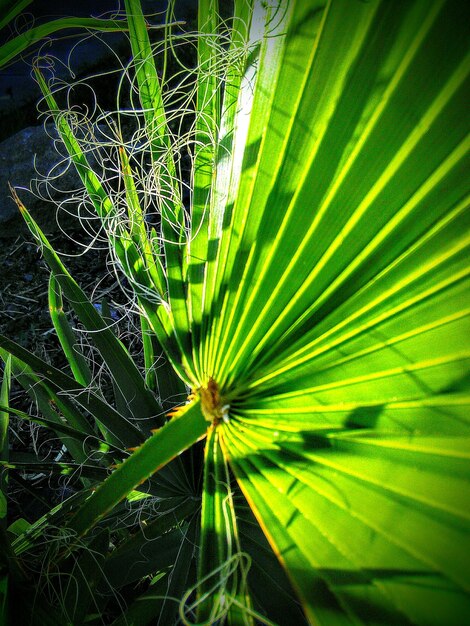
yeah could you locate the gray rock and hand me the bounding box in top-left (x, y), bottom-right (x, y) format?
top-left (0, 124), bottom-right (83, 235)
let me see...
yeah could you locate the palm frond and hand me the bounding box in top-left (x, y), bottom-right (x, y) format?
top-left (2, 0), bottom-right (469, 623)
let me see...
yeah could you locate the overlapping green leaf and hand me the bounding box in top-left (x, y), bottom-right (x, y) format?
top-left (124, 0), bottom-right (193, 374)
top-left (67, 399), bottom-right (207, 537)
top-left (0, 337), bottom-right (143, 446)
top-left (9, 189), bottom-right (163, 425)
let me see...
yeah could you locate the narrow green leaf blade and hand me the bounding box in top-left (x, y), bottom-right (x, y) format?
top-left (32, 71), bottom-right (176, 361)
top-left (63, 528), bottom-right (110, 625)
top-left (187, 0), bottom-right (221, 377)
top-left (10, 188), bottom-right (162, 424)
top-left (48, 274), bottom-right (92, 387)
top-left (198, 426), bottom-right (253, 624)
top-left (0, 356), bottom-right (10, 529)
top-left (68, 399), bottom-right (207, 537)
top-left (0, 338), bottom-right (143, 446)
top-left (0, 0), bottom-right (32, 32)
top-left (0, 404), bottom-right (121, 460)
top-left (0, 356), bottom-right (10, 458)
top-left (124, 0), bottom-right (193, 372)
top-left (0, 15), bottom-right (128, 68)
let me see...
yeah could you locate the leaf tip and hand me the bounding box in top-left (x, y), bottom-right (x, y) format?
top-left (8, 183), bottom-right (26, 214)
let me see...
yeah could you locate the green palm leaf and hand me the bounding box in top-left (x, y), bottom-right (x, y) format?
top-left (195, 1), bottom-right (470, 622)
top-left (148, 0), bottom-right (468, 622)
top-left (4, 0), bottom-right (469, 622)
